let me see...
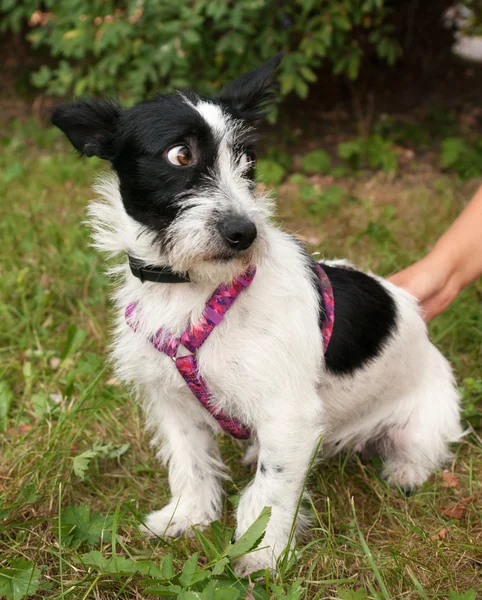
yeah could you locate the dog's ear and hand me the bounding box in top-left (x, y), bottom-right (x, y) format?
top-left (51, 99), bottom-right (122, 160)
top-left (218, 53), bottom-right (282, 120)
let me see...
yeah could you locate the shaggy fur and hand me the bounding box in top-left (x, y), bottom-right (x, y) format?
top-left (52, 56), bottom-right (462, 576)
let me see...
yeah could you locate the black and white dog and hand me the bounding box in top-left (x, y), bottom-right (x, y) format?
top-left (52, 55), bottom-right (462, 576)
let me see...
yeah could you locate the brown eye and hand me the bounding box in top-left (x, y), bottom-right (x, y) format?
top-left (166, 145), bottom-right (194, 166)
top-left (240, 150), bottom-right (256, 171)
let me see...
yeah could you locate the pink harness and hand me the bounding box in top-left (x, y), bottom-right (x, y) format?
top-left (125, 263), bottom-right (334, 440)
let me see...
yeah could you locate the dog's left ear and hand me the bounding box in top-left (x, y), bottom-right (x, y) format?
top-left (51, 99), bottom-right (122, 161)
top-left (218, 53), bottom-right (282, 120)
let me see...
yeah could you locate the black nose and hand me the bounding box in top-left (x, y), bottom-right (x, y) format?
top-left (218, 215), bottom-right (257, 251)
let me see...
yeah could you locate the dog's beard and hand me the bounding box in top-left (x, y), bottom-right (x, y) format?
top-left (164, 234), bottom-right (266, 284)
top-left (159, 198), bottom-right (270, 284)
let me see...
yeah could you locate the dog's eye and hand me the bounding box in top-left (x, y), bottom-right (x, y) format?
top-left (239, 151), bottom-right (256, 170)
top-left (241, 151), bottom-right (256, 166)
top-left (165, 145), bottom-right (194, 166)
top-left (239, 151), bottom-right (256, 181)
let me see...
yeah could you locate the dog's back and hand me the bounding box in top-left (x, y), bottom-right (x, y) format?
top-left (313, 259), bottom-right (462, 489)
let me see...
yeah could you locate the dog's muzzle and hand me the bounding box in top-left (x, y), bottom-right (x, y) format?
top-left (217, 215), bottom-right (257, 251)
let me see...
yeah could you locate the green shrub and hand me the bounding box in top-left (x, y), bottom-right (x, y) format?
top-left (263, 147), bottom-right (293, 171)
top-left (256, 159), bottom-right (286, 186)
top-left (338, 135), bottom-right (398, 174)
top-left (459, 1), bottom-right (482, 36)
top-left (363, 221), bottom-right (392, 244)
top-left (0, 0), bottom-right (401, 100)
top-left (306, 185), bottom-right (345, 216)
top-left (374, 116), bottom-right (431, 149)
top-left (301, 149), bottom-right (332, 174)
top-left (440, 137), bottom-right (482, 180)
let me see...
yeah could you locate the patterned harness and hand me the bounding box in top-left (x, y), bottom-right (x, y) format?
top-left (125, 262), bottom-right (334, 440)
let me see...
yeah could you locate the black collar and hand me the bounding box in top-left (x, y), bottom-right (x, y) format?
top-left (128, 255), bottom-right (191, 284)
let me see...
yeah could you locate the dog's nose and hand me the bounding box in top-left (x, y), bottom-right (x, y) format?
top-left (218, 216), bottom-right (257, 251)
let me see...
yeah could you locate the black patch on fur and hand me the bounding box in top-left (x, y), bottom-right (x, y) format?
top-left (52, 94), bottom-right (219, 237)
top-left (259, 462), bottom-right (266, 474)
top-left (51, 99), bottom-right (121, 160)
top-left (218, 54), bottom-right (282, 121)
top-left (311, 260), bottom-right (398, 375)
top-left (113, 96), bottom-right (219, 236)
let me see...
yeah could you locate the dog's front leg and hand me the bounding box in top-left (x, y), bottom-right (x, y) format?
top-left (141, 388), bottom-right (225, 538)
top-left (234, 406), bottom-right (323, 576)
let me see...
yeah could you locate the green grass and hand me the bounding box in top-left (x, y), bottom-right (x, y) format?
top-left (0, 120), bottom-right (481, 599)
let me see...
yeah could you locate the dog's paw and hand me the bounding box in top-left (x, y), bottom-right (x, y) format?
top-left (382, 460), bottom-right (430, 491)
top-left (234, 547), bottom-right (277, 578)
top-left (140, 501), bottom-right (216, 539)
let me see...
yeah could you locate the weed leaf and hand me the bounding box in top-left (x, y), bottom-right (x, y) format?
top-left (178, 592), bottom-right (202, 600)
top-left (0, 559), bottom-right (42, 600)
top-left (162, 554), bottom-right (175, 579)
top-left (179, 552), bottom-right (212, 587)
top-left (72, 443), bottom-right (130, 479)
top-left (448, 590), bottom-right (476, 600)
top-left (60, 504), bottom-right (112, 547)
top-left (80, 550), bottom-right (163, 577)
top-left (72, 449), bottom-right (98, 480)
top-left (212, 588), bottom-right (240, 600)
top-left (181, 552), bottom-right (200, 579)
top-left (102, 442), bottom-right (130, 459)
top-left (212, 557), bottom-right (229, 576)
top-left (226, 506), bottom-right (271, 558)
top-left (271, 581), bottom-right (304, 599)
top-left (336, 588), bottom-right (369, 600)
top-left (211, 520), bottom-right (234, 553)
top-left (143, 583), bottom-right (182, 596)
top-left (193, 527), bottom-right (221, 562)
top-left (0, 381), bottom-right (13, 431)
top-left (179, 569), bottom-right (212, 588)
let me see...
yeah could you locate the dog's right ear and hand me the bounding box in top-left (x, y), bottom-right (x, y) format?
top-left (51, 99), bottom-right (121, 161)
top-left (218, 53), bottom-right (282, 121)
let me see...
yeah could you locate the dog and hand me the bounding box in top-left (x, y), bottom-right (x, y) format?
top-left (52, 55), bottom-right (462, 576)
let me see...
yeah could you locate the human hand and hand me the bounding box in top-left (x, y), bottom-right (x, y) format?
top-left (389, 185), bottom-right (482, 321)
top-left (388, 253), bottom-right (461, 322)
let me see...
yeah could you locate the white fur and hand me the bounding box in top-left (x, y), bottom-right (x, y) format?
top-left (88, 102), bottom-right (462, 576)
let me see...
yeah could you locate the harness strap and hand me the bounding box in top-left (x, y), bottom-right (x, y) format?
top-left (125, 262), bottom-right (334, 440)
top-left (125, 266), bottom-right (256, 439)
top-left (316, 263), bottom-right (335, 352)
top-left (180, 266), bottom-right (256, 353)
top-left (175, 355), bottom-right (251, 439)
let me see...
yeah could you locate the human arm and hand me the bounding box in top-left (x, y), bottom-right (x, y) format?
top-left (389, 185), bottom-right (482, 321)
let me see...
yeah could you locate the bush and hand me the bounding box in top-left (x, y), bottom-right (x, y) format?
top-left (338, 135), bottom-right (398, 174)
top-left (0, 0), bottom-right (402, 101)
top-left (301, 149), bottom-right (332, 174)
top-left (440, 137), bottom-right (482, 180)
top-left (256, 159), bottom-right (286, 186)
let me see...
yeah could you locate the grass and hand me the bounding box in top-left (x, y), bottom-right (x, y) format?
top-left (0, 119), bottom-right (481, 599)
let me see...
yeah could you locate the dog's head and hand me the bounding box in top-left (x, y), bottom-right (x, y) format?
top-left (52, 55), bottom-right (282, 282)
